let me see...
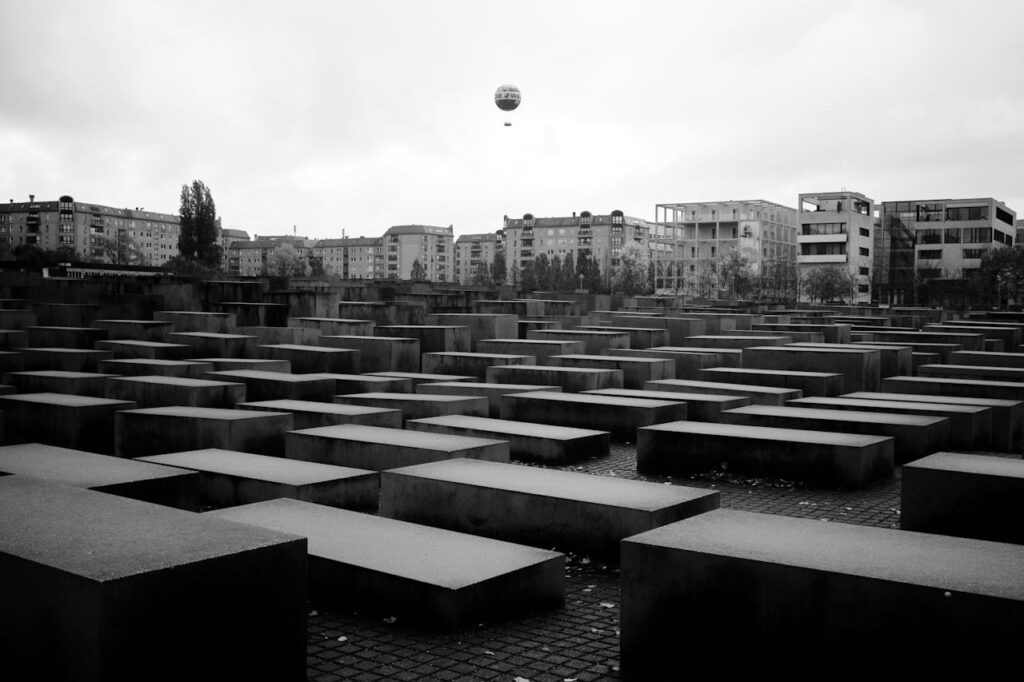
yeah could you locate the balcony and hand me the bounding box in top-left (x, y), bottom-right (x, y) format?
top-left (798, 233), bottom-right (848, 244)
top-left (798, 254), bottom-right (847, 264)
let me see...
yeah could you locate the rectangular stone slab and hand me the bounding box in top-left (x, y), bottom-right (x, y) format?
top-left (318, 335), bottom-right (419, 373)
top-left (139, 448), bottom-right (379, 511)
top-left (380, 458), bottom-right (719, 558)
top-left (526, 329), bottom-right (631, 355)
top-left (333, 392), bottom-right (488, 422)
top-left (21, 347), bottom-right (114, 372)
top-left (478, 339), bottom-right (585, 365)
top-left (116, 406), bottom-right (293, 457)
top-left (421, 352), bottom-right (536, 380)
top-left (237, 398), bottom-right (402, 429)
top-left (207, 498), bottom-right (563, 630)
top-left (604, 347), bottom-right (732, 379)
top-left (0, 476), bottom-right (306, 681)
top-left (500, 391), bottom-right (687, 441)
top-left (205, 369), bottom-right (336, 402)
top-left (791, 342), bottom-right (912, 379)
top-left (643, 378), bottom-right (801, 405)
top-left (303, 372), bottom-right (414, 394)
top-left (576, 325), bottom-right (670, 349)
top-left (4, 370), bottom-right (118, 397)
top-left (902, 452), bottom-right (1024, 544)
top-left (949, 350), bottom-right (1024, 369)
top-left (584, 388), bottom-right (749, 421)
top-left (547, 354), bottom-right (675, 389)
top-left (93, 319), bottom-right (173, 342)
top-left (681, 335), bottom-right (794, 349)
top-left (94, 339), bottom-right (192, 360)
top-left (375, 325), bottom-right (471, 354)
top-left (154, 310), bottom-right (236, 333)
top-left (105, 376), bottom-right (246, 409)
top-left (26, 325), bottom-right (108, 349)
top-left (293, 317), bottom-right (375, 336)
top-left (698, 366), bottom-right (844, 397)
top-left (425, 313), bottom-right (519, 351)
top-left (416, 381), bottom-right (562, 418)
top-left (917, 363), bottom-right (1024, 383)
top-left (486, 364), bottom-right (624, 392)
top-left (98, 358), bottom-right (215, 378)
top-left (407, 414), bottom-right (608, 463)
top-left (788, 396), bottom-right (991, 451)
top-left (365, 370), bottom-right (475, 386)
top-left (637, 421), bottom-right (894, 487)
top-left (167, 332), bottom-right (257, 358)
top-left (720, 404), bottom-right (948, 464)
top-left (741, 345), bottom-right (880, 392)
top-left (0, 443), bottom-right (198, 510)
top-left (258, 343), bottom-right (361, 374)
top-left (0, 392), bottom-right (137, 455)
top-left (620, 508), bottom-right (1024, 676)
top-left (194, 357), bottom-right (292, 372)
top-left (286, 424), bottom-right (510, 470)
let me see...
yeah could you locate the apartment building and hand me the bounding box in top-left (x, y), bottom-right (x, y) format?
top-left (0, 194), bottom-right (180, 265)
top-left (503, 210), bottom-right (654, 283)
top-left (312, 237), bottom-right (383, 279)
top-left (454, 233), bottom-right (499, 283)
top-left (382, 225), bottom-right (454, 281)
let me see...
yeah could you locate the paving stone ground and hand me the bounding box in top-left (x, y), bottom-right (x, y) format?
top-left (305, 442), bottom-right (902, 681)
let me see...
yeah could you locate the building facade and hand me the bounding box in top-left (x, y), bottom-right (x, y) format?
top-left (652, 200), bottom-right (798, 295)
top-left (797, 191), bottom-right (875, 303)
top-left (312, 237), bottom-right (383, 279)
top-left (0, 195), bottom-right (180, 266)
top-left (454, 233), bottom-right (499, 284)
top-left (383, 225), bottom-right (454, 281)
top-left (874, 197), bottom-right (1016, 305)
top-left (503, 210), bottom-right (654, 285)
top-left (226, 236), bottom-right (314, 276)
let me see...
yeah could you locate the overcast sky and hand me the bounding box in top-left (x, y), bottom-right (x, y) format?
top-left (2, 0), bottom-right (1022, 239)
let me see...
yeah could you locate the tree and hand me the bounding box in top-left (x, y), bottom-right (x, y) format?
top-left (694, 260), bottom-right (717, 299)
top-left (410, 258), bottom-right (427, 282)
top-left (91, 231), bottom-right (146, 266)
top-left (967, 245), bottom-right (1024, 308)
top-left (802, 265), bottom-right (856, 303)
top-left (264, 242), bottom-right (310, 277)
top-left (490, 252), bottom-right (507, 287)
top-left (558, 253), bottom-right (576, 291)
top-left (755, 259), bottom-right (799, 304)
top-left (577, 250), bottom-right (601, 291)
top-left (509, 262), bottom-right (521, 287)
top-left (534, 254), bottom-right (552, 290)
top-left (612, 241), bottom-right (650, 296)
top-left (717, 249), bottom-right (753, 300)
top-left (178, 180), bottom-right (221, 268)
top-left (520, 260), bottom-right (538, 290)
top-left (471, 263), bottom-right (490, 286)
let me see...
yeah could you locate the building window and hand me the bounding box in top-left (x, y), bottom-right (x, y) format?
top-left (801, 223), bottom-right (846, 235)
top-left (946, 206), bottom-right (989, 221)
top-left (858, 284), bottom-right (869, 293)
top-left (962, 248), bottom-right (986, 259)
top-left (859, 227), bottom-right (870, 237)
top-left (917, 229), bottom-right (942, 244)
top-left (917, 250), bottom-right (942, 259)
top-left (963, 228), bottom-right (993, 243)
top-left (859, 247), bottom-right (869, 256)
top-left (859, 267), bottom-right (869, 276)
top-left (944, 228), bottom-right (961, 243)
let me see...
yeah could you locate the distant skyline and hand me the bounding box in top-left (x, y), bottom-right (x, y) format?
top-left (2, 0), bottom-right (1022, 238)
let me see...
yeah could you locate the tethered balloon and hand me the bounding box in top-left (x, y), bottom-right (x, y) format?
top-left (495, 85), bottom-right (521, 126)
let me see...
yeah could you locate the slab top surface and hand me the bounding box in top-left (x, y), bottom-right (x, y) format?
top-left (292, 424), bottom-right (505, 451)
top-left (553, 354), bottom-right (668, 364)
top-left (139, 449), bottom-right (375, 485)
top-left (411, 415), bottom-right (605, 439)
top-left (0, 392), bottom-right (133, 407)
top-left (648, 383), bottom-right (795, 397)
top-left (124, 406), bottom-right (291, 420)
top-left (642, 420), bottom-right (891, 446)
top-left (626, 509), bottom-right (1024, 600)
top-left (172, 332), bottom-right (254, 340)
top-left (705, 367), bottom-right (840, 378)
top-left (111, 376), bottom-right (243, 388)
top-left (419, 382), bottom-right (559, 392)
top-left (24, 347), bottom-right (109, 354)
top-left (388, 458), bottom-right (715, 509)
top-left (100, 340), bottom-right (185, 349)
top-left (105, 359), bottom-right (211, 367)
top-left (0, 443), bottom-right (191, 486)
top-left (338, 392), bottom-right (483, 403)
top-left (842, 391), bottom-right (1020, 408)
top-left (367, 372), bottom-right (475, 382)
top-left (9, 370), bottom-right (118, 380)
top-left (260, 344), bottom-right (355, 353)
top-left (497, 365), bottom-right (620, 375)
top-left (208, 498), bottom-right (560, 588)
top-left (728, 404), bottom-right (945, 426)
top-left (904, 452), bottom-right (1024, 478)
top-left (240, 399), bottom-right (397, 415)
top-left (588, 389), bottom-right (743, 404)
top-left (0, 476), bottom-right (302, 581)
top-left (507, 391), bottom-right (681, 408)
top-left (792, 397), bottom-right (985, 415)
top-left (211, 370), bottom-right (326, 383)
